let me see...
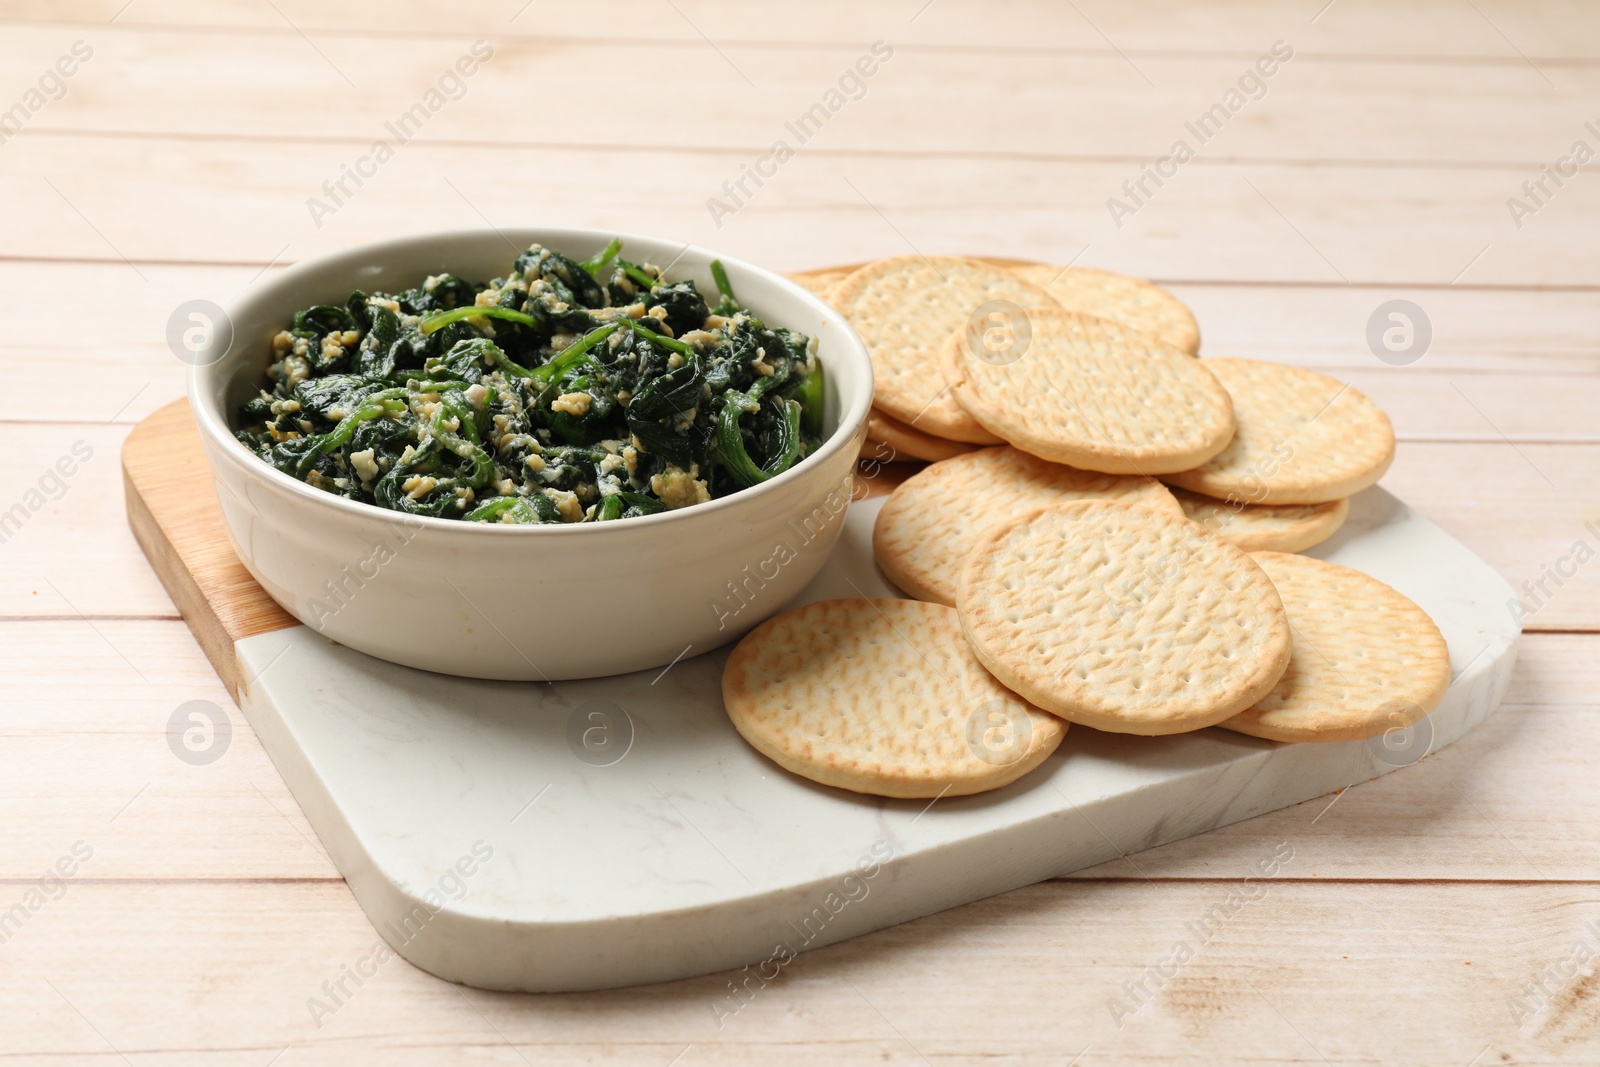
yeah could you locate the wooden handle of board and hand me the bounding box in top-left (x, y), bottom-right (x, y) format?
top-left (123, 400), bottom-right (296, 700)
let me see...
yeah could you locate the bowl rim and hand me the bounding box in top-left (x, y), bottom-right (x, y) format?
top-left (190, 226), bottom-right (873, 538)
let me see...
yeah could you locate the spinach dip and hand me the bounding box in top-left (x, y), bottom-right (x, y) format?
top-left (235, 240), bottom-right (823, 523)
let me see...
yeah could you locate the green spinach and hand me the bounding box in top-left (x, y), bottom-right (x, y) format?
top-left (236, 241), bottom-right (823, 523)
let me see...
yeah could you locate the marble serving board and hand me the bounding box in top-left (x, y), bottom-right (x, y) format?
top-left (124, 400), bottom-right (1519, 993)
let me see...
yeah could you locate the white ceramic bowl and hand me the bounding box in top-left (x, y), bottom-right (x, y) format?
top-left (190, 228), bottom-right (871, 680)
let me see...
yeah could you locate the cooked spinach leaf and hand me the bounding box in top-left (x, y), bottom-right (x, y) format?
top-left (236, 242), bottom-right (824, 523)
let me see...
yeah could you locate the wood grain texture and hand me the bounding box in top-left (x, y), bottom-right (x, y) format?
top-left (122, 400), bottom-right (295, 699)
top-left (6, 134), bottom-right (1600, 284)
top-left (4, 15), bottom-right (1599, 166)
top-left (2, 878), bottom-right (1599, 1063)
top-left (5, 0), bottom-right (1599, 1060)
top-left (13, 0), bottom-right (1600, 61)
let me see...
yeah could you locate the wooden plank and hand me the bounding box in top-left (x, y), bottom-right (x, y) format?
top-left (12, 24), bottom-right (1600, 164)
top-left (1, 877), bottom-right (1597, 1062)
top-left (16, 0), bottom-right (1600, 61)
top-left (0, 261), bottom-right (235, 428)
top-left (1170, 282), bottom-right (1600, 373)
top-left (1331, 369), bottom-right (1600, 444)
top-left (1380, 441), bottom-right (1600, 632)
top-left (2, 23), bottom-right (1594, 167)
top-left (0, 616), bottom-right (339, 883)
top-left (2, 134), bottom-right (1595, 284)
top-left (4, 262), bottom-right (1598, 433)
top-left (5, 261), bottom-right (1600, 426)
top-left (0, 420), bottom-right (176, 617)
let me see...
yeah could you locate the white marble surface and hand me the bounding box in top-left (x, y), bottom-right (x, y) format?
top-left (234, 487), bottom-right (1519, 992)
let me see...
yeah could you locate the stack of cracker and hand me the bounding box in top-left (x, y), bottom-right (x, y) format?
top-left (825, 256), bottom-right (1203, 462)
top-left (724, 256), bottom-right (1447, 799)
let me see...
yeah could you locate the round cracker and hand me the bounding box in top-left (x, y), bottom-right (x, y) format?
top-left (867, 408), bottom-right (978, 463)
top-left (831, 255), bottom-right (1058, 443)
top-left (723, 598), bottom-right (1066, 798)
top-left (1010, 263), bottom-right (1200, 356)
top-left (1220, 553), bottom-right (1450, 743)
top-left (945, 309), bottom-right (1236, 474)
top-left (1163, 358), bottom-right (1395, 505)
top-left (874, 446), bottom-right (1182, 606)
top-left (957, 501), bottom-right (1292, 735)
top-left (1169, 485), bottom-right (1349, 554)
top-left (790, 267), bottom-right (853, 302)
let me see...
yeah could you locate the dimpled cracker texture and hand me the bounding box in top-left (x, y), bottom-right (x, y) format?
top-left (957, 501), bottom-right (1292, 735)
top-left (874, 446), bottom-right (1182, 606)
top-left (1009, 263), bottom-right (1201, 356)
top-left (1221, 552), bottom-right (1451, 743)
top-left (830, 255), bottom-right (1059, 443)
top-left (1163, 358), bottom-right (1395, 505)
top-left (867, 409), bottom-right (978, 463)
top-left (945, 309), bottom-right (1236, 474)
top-left (722, 599), bottom-right (1067, 798)
top-left (1169, 485), bottom-right (1349, 554)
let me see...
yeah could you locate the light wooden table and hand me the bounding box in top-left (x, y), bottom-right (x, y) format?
top-left (2, 2), bottom-right (1596, 1063)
